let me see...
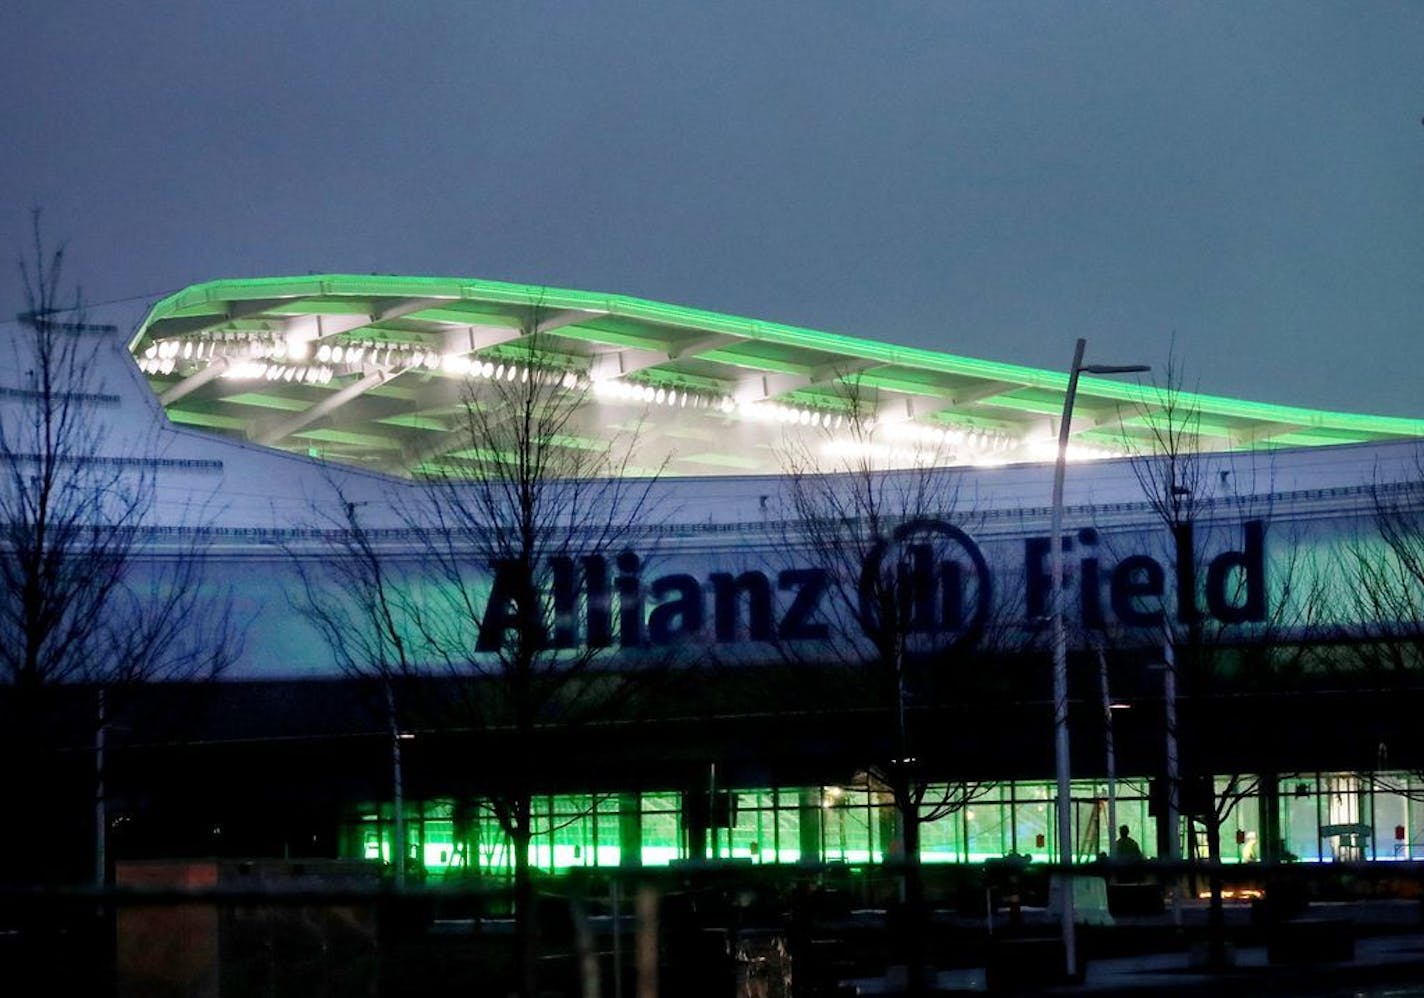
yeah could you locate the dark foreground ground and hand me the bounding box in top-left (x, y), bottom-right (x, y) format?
top-left (5, 871), bottom-right (1424, 996)
top-left (861, 897), bottom-right (1424, 995)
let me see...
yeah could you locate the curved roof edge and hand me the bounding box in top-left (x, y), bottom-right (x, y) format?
top-left (128, 275), bottom-right (1424, 478)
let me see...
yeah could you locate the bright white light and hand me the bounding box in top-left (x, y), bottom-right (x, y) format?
top-left (222, 361), bottom-right (266, 380)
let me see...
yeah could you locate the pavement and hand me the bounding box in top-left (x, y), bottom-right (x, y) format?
top-left (840, 898), bottom-right (1424, 995)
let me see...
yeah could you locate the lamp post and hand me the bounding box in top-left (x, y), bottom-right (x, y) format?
top-left (1051, 339), bottom-right (1148, 979)
top-left (1095, 640), bottom-right (1123, 853)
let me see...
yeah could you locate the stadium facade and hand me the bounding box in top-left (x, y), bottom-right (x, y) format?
top-left (7, 276), bottom-right (1424, 884)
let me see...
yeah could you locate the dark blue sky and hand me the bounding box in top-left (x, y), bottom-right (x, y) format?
top-left (3, 2), bottom-right (1421, 416)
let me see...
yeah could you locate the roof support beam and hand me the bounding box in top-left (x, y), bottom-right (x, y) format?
top-left (253, 367), bottom-right (407, 446)
top-left (277, 296), bottom-right (456, 348)
top-left (437, 323), bottom-right (527, 355)
top-left (733, 358), bottom-right (881, 403)
top-left (947, 379), bottom-right (1024, 406)
top-left (588, 347), bottom-right (672, 382)
top-left (159, 357), bottom-right (231, 406)
top-left (534, 308), bottom-right (606, 335)
top-left (1052, 403), bottom-right (1136, 441)
top-left (672, 333), bottom-right (743, 359)
top-left (1232, 420), bottom-right (1307, 447)
top-left (876, 395), bottom-right (951, 424)
top-left (586, 333), bottom-right (745, 383)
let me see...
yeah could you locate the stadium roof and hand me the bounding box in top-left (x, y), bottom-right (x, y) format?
top-left (129, 275), bottom-right (1424, 479)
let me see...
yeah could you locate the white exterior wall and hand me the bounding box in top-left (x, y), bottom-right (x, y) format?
top-left (4, 320), bottom-right (1420, 680)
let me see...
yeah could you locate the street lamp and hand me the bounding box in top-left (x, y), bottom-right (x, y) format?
top-left (1095, 638), bottom-right (1127, 854)
top-left (1050, 339), bottom-right (1149, 979)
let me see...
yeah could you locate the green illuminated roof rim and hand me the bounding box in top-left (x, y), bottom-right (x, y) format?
top-left (135, 274), bottom-right (1424, 440)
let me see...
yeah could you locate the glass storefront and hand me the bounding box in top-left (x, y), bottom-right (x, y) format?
top-left (340, 770), bottom-right (1424, 879)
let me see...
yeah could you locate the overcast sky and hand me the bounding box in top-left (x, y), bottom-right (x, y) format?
top-left (3, 2), bottom-right (1421, 417)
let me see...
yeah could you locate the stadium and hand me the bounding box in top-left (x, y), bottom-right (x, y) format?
top-left (8, 274), bottom-right (1424, 886)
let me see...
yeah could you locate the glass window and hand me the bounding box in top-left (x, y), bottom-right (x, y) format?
top-left (640, 793), bottom-right (681, 867)
top-left (964, 785), bottom-right (1008, 863)
top-left (1370, 773), bottom-right (1410, 861)
top-left (1113, 780), bottom-right (1155, 861)
top-left (1281, 774), bottom-right (1320, 862)
top-left (1015, 783), bottom-right (1053, 863)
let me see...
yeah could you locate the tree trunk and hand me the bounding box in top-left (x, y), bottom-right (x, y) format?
top-left (895, 792), bottom-right (929, 996)
top-left (1205, 817), bottom-right (1228, 969)
top-left (512, 798), bottom-right (538, 998)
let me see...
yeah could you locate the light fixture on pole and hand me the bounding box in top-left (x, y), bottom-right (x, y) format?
top-left (1050, 339), bottom-right (1149, 980)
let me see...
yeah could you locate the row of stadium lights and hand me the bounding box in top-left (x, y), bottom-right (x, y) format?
top-left (592, 378), bottom-right (1027, 457)
top-left (137, 335), bottom-right (580, 389)
top-left (594, 385), bottom-right (1118, 462)
top-left (594, 380), bottom-right (866, 432)
top-left (136, 338), bottom-right (1111, 464)
top-left (138, 335), bottom-right (499, 372)
top-left (136, 352), bottom-right (338, 384)
top-left (142, 336), bottom-right (856, 432)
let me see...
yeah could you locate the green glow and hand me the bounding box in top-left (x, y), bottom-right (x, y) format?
top-left (376, 413), bottom-right (447, 432)
top-left (139, 273), bottom-right (1404, 431)
top-left (165, 409), bottom-right (248, 431)
top-left (130, 274), bottom-right (1424, 476)
top-left (219, 392), bottom-right (312, 412)
top-left (444, 446), bottom-right (511, 464)
top-left (293, 428), bottom-right (399, 448)
top-left (342, 770), bottom-right (1424, 877)
top-left (544, 433), bottom-right (606, 451)
top-left (130, 274), bottom-right (1417, 428)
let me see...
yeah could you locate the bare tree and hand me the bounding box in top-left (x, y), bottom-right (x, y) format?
top-left (779, 376), bottom-right (1003, 995)
top-left (1122, 348), bottom-right (1330, 965)
top-left (1342, 452), bottom-right (1424, 674)
top-left (293, 311), bottom-right (667, 997)
top-left (290, 485), bottom-right (422, 887)
top-left (1333, 449), bottom-right (1424, 813)
top-left (0, 216), bottom-right (236, 885)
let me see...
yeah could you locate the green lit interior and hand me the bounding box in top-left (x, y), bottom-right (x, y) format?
top-left (340, 771), bottom-right (1424, 879)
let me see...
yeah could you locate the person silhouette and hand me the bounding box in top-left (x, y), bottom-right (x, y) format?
top-left (1113, 824), bottom-right (1143, 863)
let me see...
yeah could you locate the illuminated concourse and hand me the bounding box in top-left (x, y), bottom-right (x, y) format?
top-left (11, 275), bottom-right (1424, 884)
top-left (341, 773), bottom-right (1424, 878)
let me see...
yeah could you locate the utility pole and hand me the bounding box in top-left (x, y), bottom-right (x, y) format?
top-left (1050, 339), bottom-right (1149, 979)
